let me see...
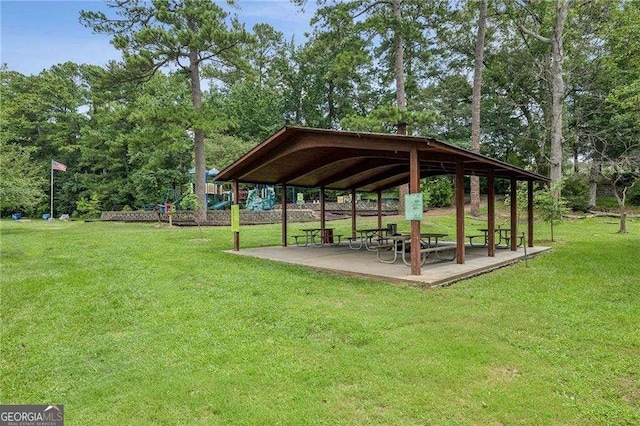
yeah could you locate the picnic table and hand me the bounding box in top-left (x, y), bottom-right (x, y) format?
top-left (470, 228), bottom-right (524, 248)
top-left (348, 228), bottom-right (391, 250)
top-left (375, 233), bottom-right (456, 265)
top-left (293, 228), bottom-right (342, 247)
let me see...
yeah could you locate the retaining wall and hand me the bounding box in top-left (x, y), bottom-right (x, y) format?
top-left (101, 201), bottom-right (399, 225)
top-left (101, 209), bottom-right (316, 225)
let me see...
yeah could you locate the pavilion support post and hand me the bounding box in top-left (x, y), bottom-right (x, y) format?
top-left (351, 188), bottom-right (357, 239)
top-left (455, 163), bottom-right (466, 264)
top-left (281, 184), bottom-right (288, 247)
top-left (409, 147), bottom-right (421, 276)
top-left (510, 177), bottom-right (518, 251)
top-left (487, 171), bottom-right (495, 257)
top-left (232, 181), bottom-right (240, 251)
top-left (527, 180), bottom-right (534, 247)
top-left (377, 190), bottom-right (383, 231)
top-left (320, 186), bottom-right (326, 229)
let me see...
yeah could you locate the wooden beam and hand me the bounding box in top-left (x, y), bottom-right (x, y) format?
top-left (351, 188), bottom-right (357, 239)
top-left (510, 177), bottom-right (518, 251)
top-left (232, 181), bottom-right (240, 251)
top-left (320, 186), bottom-right (326, 229)
top-left (528, 180), bottom-right (534, 247)
top-left (377, 190), bottom-right (382, 231)
top-left (456, 163), bottom-right (466, 264)
top-left (281, 184), bottom-right (287, 247)
top-left (487, 171), bottom-right (495, 257)
top-left (410, 147), bottom-right (421, 276)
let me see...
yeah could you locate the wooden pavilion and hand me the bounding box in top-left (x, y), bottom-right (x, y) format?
top-left (215, 126), bottom-right (550, 276)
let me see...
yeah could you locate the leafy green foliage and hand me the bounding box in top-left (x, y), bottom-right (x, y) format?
top-left (534, 183), bottom-right (569, 223)
top-left (74, 193), bottom-right (101, 219)
top-left (2, 0), bottom-right (639, 221)
top-left (562, 175), bottom-right (590, 212)
top-left (0, 142), bottom-right (46, 213)
top-left (421, 176), bottom-right (454, 208)
top-left (628, 181), bottom-right (640, 206)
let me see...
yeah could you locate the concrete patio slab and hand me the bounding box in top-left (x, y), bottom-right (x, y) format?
top-left (226, 243), bottom-right (552, 287)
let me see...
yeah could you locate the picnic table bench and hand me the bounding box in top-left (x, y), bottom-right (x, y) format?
top-left (469, 228), bottom-right (525, 248)
top-left (348, 228), bottom-right (392, 250)
top-left (375, 233), bottom-right (455, 265)
top-left (292, 228), bottom-right (343, 247)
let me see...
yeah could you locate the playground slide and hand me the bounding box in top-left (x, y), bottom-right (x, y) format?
top-left (211, 199), bottom-right (231, 210)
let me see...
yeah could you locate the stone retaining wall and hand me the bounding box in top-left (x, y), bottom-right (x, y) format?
top-left (101, 209), bottom-right (316, 225)
top-left (101, 201), bottom-right (399, 225)
top-left (596, 184), bottom-right (615, 198)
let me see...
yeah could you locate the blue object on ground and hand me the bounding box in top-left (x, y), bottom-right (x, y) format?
top-left (12, 213), bottom-right (22, 220)
top-left (42, 214), bottom-right (51, 220)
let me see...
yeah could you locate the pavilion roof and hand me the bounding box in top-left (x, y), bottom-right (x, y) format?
top-left (215, 126), bottom-right (549, 192)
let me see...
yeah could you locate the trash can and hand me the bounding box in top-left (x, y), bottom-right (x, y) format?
top-left (387, 223), bottom-right (398, 235)
top-left (322, 229), bottom-right (334, 244)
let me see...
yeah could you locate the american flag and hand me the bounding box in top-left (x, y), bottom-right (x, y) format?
top-left (52, 160), bottom-right (67, 172)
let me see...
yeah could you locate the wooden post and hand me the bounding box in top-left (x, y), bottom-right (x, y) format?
top-left (528, 180), bottom-right (534, 247)
top-left (281, 184), bottom-right (288, 247)
top-left (351, 187), bottom-right (357, 239)
top-left (409, 147), bottom-right (421, 275)
top-left (510, 177), bottom-right (518, 251)
top-left (456, 163), bottom-right (466, 264)
top-left (487, 171), bottom-right (495, 257)
top-left (232, 181), bottom-right (240, 251)
top-left (377, 190), bottom-right (383, 231)
top-left (320, 186), bottom-right (326, 229)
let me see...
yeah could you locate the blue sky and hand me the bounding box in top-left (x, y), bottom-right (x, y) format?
top-left (1, 1), bottom-right (315, 75)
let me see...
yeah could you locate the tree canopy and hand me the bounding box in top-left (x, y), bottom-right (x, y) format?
top-left (1, 0), bottom-right (638, 217)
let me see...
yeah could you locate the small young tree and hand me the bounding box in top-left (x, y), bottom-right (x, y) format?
top-left (534, 181), bottom-right (569, 242)
top-left (600, 150), bottom-right (640, 234)
top-left (75, 193), bottom-right (102, 219)
top-left (180, 187), bottom-right (204, 235)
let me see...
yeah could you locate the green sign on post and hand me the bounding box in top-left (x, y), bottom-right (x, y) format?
top-left (231, 204), bottom-right (240, 232)
top-left (404, 193), bottom-right (424, 221)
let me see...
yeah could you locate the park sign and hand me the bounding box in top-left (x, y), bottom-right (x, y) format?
top-left (404, 193), bottom-right (424, 221)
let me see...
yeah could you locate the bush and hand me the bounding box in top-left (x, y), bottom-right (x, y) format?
top-left (422, 177), bottom-right (453, 208)
top-left (75, 194), bottom-right (101, 219)
top-left (627, 181), bottom-right (640, 206)
top-left (562, 175), bottom-right (590, 212)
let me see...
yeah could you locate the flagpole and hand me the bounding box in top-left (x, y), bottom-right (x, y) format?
top-left (50, 161), bottom-right (54, 220)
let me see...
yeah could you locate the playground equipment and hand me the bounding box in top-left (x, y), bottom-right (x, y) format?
top-left (188, 167), bottom-right (233, 210)
top-left (245, 186), bottom-right (275, 211)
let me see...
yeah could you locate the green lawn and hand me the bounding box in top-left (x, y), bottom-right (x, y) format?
top-left (1, 216), bottom-right (639, 425)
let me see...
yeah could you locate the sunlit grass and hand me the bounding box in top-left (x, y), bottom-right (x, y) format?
top-left (1, 216), bottom-right (638, 424)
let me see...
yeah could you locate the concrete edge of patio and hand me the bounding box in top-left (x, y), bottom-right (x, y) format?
top-left (225, 244), bottom-right (553, 288)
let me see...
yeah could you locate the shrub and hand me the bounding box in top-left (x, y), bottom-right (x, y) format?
top-left (422, 177), bottom-right (453, 208)
top-left (562, 174), bottom-right (590, 212)
top-left (627, 180), bottom-right (640, 206)
top-left (75, 194), bottom-right (101, 219)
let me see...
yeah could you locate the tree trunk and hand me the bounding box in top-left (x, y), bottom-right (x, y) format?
top-left (470, 0), bottom-right (488, 217)
top-left (327, 79), bottom-right (336, 127)
top-left (189, 48), bottom-right (207, 223)
top-left (613, 182), bottom-right (629, 234)
top-left (549, 0), bottom-right (570, 185)
top-left (393, 0), bottom-right (409, 211)
top-left (588, 159), bottom-right (600, 208)
top-left (619, 210), bottom-right (627, 234)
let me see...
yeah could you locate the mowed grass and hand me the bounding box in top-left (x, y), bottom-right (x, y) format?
top-left (1, 215), bottom-right (639, 425)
